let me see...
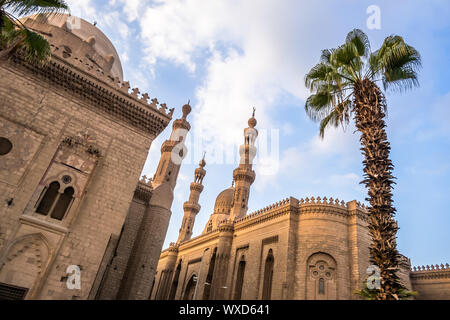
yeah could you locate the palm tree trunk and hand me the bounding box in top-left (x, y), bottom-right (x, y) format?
top-left (353, 79), bottom-right (405, 300)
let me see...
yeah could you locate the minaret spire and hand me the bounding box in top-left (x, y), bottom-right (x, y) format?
top-left (177, 154), bottom-right (207, 243)
top-left (229, 108), bottom-right (258, 220)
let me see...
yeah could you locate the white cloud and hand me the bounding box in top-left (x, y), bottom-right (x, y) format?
top-left (135, 0), bottom-right (347, 148)
top-left (117, 0), bottom-right (149, 22)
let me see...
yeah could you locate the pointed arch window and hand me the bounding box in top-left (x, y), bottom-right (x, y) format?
top-left (36, 181), bottom-right (74, 220)
top-left (168, 260), bottom-right (182, 300)
top-left (262, 249), bottom-right (274, 300)
top-left (233, 255), bottom-right (246, 300)
top-left (183, 275), bottom-right (196, 300)
top-left (36, 181), bottom-right (60, 215)
top-left (51, 187), bottom-right (74, 220)
top-left (203, 248), bottom-right (217, 300)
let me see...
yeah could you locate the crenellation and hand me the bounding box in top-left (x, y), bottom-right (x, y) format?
top-left (412, 263), bottom-right (450, 272)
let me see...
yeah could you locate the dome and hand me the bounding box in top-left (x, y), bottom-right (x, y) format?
top-left (213, 187), bottom-right (235, 214)
top-left (21, 14), bottom-right (123, 80)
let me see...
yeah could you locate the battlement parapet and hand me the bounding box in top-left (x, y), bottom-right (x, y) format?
top-left (412, 263), bottom-right (450, 272)
top-left (49, 44), bottom-right (174, 119)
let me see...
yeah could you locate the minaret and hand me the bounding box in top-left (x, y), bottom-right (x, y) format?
top-left (122, 102), bottom-right (191, 300)
top-left (177, 154), bottom-right (206, 243)
top-left (229, 108), bottom-right (258, 220)
top-left (151, 102), bottom-right (192, 189)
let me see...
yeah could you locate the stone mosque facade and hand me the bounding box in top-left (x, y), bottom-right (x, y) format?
top-left (0, 14), bottom-right (449, 300)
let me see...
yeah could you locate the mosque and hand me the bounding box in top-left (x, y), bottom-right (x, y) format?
top-left (0, 14), bottom-right (448, 300)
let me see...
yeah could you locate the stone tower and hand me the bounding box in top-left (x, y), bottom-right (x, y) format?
top-left (115, 103), bottom-right (192, 300)
top-left (229, 109), bottom-right (258, 220)
top-left (177, 155), bottom-right (206, 243)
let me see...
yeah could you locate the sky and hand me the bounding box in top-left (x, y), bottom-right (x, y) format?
top-left (65, 0), bottom-right (450, 267)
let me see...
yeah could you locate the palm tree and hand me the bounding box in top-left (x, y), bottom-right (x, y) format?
top-left (304, 29), bottom-right (421, 300)
top-left (0, 0), bottom-right (68, 63)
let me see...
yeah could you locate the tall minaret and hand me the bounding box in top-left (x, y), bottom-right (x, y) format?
top-left (177, 154), bottom-right (206, 243)
top-left (122, 102), bottom-right (192, 300)
top-left (229, 108), bottom-right (258, 220)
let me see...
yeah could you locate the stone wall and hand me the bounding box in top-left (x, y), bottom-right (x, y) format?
top-left (0, 52), bottom-right (167, 299)
top-left (152, 197), bottom-right (372, 300)
top-left (410, 265), bottom-right (450, 300)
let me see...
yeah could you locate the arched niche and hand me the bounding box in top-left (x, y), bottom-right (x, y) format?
top-left (0, 233), bottom-right (53, 299)
top-left (306, 252), bottom-right (337, 300)
top-left (183, 274), bottom-right (197, 300)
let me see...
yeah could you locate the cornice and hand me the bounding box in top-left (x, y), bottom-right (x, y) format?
top-left (134, 182), bottom-right (153, 203)
top-left (5, 47), bottom-right (173, 137)
top-left (410, 270), bottom-right (450, 280)
top-left (171, 229), bottom-right (220, 252)
top-left (410, 264), bottom-right (450, 280)
top-left (164, 196), bottom-right (369, 253)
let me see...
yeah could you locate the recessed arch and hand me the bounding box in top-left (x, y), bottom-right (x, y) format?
top-left (168, 260), bottom-right (182, 300)
top-left (262, 249), bottom-right (274, 300)
top-left (203, 248), bottom-right (217, 300)
top-left (0, 233), bottom-right (53, 299)
top-left (183, 273), bottom-right (197, 300)
top-left (233, 255), bottom-right (246, 300)
top-left (306, 252), bottom-right (337, 300)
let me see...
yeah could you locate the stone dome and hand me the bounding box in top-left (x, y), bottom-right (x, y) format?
top-left (21, 14), bottom-right (124, 80)
top-left (213, 187), bottom-right (235, 214)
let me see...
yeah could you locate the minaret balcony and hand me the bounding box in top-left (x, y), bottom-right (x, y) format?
top-left (160, 140), bottom-right (178, 153)
top-left (183, 202), bottom-right (201, 213)
top-left (190, 183), bottom-right (204, 192)
top-left (232, 168), bottom-right (256, 182)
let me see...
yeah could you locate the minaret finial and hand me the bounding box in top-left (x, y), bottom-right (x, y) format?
top-left (199, 151), bottom-right (206, 168)
top-left (182, 99), bottom-right (192, 119)
top-left (248, 107), bottom-right (257, 128)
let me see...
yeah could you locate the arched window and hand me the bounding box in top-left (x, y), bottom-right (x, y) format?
top-left (203, 248), bottom-right (217, 300)
top-left (233, 256), bottom-right (246, 300)
top-left (168, 260), bottom-right (182, 300)
top-left (50, 187), bottom-right (74, 220)
top-left (319, 278), bottom-right (325, 295)
top-left (262, 249), bottom-right (274, 300)
top-left (36, 182), bottom-right (74, 221)
top-left (183, 275), bottom-right (196, 300)
top-left (307, 252), bottom-right (337, 300)
top-left (36, 181), bottom-right (60, 215)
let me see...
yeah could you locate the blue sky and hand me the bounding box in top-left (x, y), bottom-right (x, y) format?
top-left (66, 0), bottom-right (450, 267)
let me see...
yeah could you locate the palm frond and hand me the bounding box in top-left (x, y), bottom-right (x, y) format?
top-left (304, 91), bottom-right (333, 122)
top-left (383, 66), bottom-right (419, 92)
top-left (21, 27), bottom-right (51, 63)
top-left (304, 62), bottom-right (334, 90)
top-left (370, 35), bottom-right (421, 91)
top-left (3, 0), bottom-right (69, 16)
top-left (346, 28), bottom-right (370, 58)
